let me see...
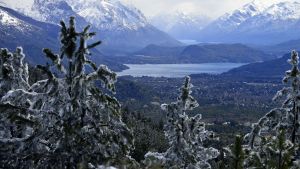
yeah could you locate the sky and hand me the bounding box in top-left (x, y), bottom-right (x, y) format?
top-left (121, 0), bottom-right (295, 18)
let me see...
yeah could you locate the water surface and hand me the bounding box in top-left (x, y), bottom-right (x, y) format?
top-left (118, 63), bottom-right (246, 78)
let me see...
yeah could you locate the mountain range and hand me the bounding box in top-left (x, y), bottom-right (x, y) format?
top-left (0, 0), bottom-right (180, 55)
top-left (197, 0), bottom-right (300, 45)
top-left (1, 0), bottom-right (300, 68)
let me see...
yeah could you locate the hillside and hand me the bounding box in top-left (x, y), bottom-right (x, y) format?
top-left (224, 53), bottom-right (290, 78)
top-left (256, 39), bottom-right (300, 56)
top-left (121, 43), bottom-right (276, 64)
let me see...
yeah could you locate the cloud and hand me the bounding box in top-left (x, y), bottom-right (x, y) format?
top-left (121, 0), bottom-right (252, 18)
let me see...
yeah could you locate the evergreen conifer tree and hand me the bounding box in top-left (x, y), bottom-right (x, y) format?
top-left (227, 135), bottom-right (245, 169)
top-left (0, 17), bottom-right (136, 169)
top-left (245, 50), bottom-right (300, 168)
top-left (247, 51), bottom-right (300, 146)
top-left (245, 130), bottom-right (295, 169)
top-left (144, 76), bottom-right (219, 169)
top-left (0, 47), bottom-right (30, 159)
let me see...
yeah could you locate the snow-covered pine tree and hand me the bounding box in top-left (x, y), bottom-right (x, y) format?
top-left (245, 50), bottom-right (300, 168)
top-left (245, 130), bottom-right (295, 169)
top-left (0, 17), bottom-right (136, 169)
top-left (0, 47), bottom-right (30, 159)
top-left (144, 76), bottom-right (219, 169)
top-left (0, 47), bottom-right (29, 96)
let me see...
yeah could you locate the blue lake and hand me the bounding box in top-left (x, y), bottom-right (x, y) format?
top-left (118, 63), bottom-right (246, 78)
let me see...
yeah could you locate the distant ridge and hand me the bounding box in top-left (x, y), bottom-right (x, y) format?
top-left (123, 43), bottom-right (276, 64)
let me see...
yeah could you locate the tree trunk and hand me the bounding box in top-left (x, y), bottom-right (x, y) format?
top-left (292, 102), bottom-right (298, 144)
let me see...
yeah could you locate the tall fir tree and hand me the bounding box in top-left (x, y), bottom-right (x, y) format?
top-left (0, 17), bottom-right (137, 169)
top-left (248, 50), bottom-right (300, 146)
top-left (144, 76), bottom-right (219, 169)
top-left (245, 50), bottom-right (300, 168)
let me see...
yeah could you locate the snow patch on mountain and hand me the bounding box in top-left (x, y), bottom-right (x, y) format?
top-left (0, 8), bottom-right (32, 32)
top-left (0, 0), bottom-right (88, 28)
top-left (0, 10), bottom-right (19, 25)
top-left (263, 1), bottom-right (300, 20)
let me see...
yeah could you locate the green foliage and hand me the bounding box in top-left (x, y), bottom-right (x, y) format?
top-left (230, 135), bottom-right (245, 169)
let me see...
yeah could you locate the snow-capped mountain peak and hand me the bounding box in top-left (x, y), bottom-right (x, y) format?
top-left (65, 0), bottom-right (148, 31)
top-left (216, 0), bottom-right (269, 30)
top-left (213, 0), bottom-right (300, 29)
top-left (198, 0), bottom-right (300, 44)
top-left (0, 0), bottom-right (149, 31)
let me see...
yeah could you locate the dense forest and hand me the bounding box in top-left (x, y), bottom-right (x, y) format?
top-left (1, 17), bottom-right (300, 169)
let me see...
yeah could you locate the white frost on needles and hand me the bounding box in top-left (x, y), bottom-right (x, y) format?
top-left (0, 17), bottom-right (136, 168)
top-left (144, 76), bottom-right (219, 169)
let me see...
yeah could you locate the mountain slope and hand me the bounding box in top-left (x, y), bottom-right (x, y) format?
top-left (0, 5), bottom-right (59, 64)
top-left (199, 0), bottom-right (300, 44)
top-left (254, 38), bottom-right (300, 56)
top-left (0, 0), bottom-right (88, 28)
top-left (0, 6), bottom-right (126, 70)
top-left (224, 53), bottom-right (290, 78)
top-left (65, 0), bottom-right (181, 53)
